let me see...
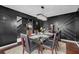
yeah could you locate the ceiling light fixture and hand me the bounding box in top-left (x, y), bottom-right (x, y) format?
top-left (36, 6), bottom-right (47, 21)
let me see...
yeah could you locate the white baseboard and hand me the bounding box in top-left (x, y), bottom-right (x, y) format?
top-left (0, 39), bottom-right (20, 49)
top-left (61, 39), bottom-right (79, 48)
top-left (0, 42), bottom-right (17, 49)
top-left (61, 39), bottom-right (76, 43)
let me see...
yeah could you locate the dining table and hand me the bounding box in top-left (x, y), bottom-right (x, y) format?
top-left (29, 32), bottom-right (56, 53)
top-left (29, 32), bottom-right (54, 43)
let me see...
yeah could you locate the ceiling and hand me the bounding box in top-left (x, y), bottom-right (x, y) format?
top-left (3, 5), bottom-right (79, 18)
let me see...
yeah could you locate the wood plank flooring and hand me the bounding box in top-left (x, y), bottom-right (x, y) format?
top-left (0, 41), bottom-right (79, 54)
top-left (66, 42), bottom-right (79, 54)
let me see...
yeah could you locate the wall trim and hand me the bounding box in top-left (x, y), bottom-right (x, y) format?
top-left (61, 39), bottom-right (76, 43)
top-left (61, 39), bottom-right (79, 47)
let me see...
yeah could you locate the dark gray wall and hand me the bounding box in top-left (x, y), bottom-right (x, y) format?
top-left (44, 12), bottom-right (79, 41)
top-left (0, 6), bottom-right (44, 37)
top-left (0, 6), bottom-right (17, 46)
top-left (0, 5), bottom-right (37, 46)
top-left (75, 12), bottom-right (79, 41)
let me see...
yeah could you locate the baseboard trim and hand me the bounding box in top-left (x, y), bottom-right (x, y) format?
top-left (61, 39), bottom-right (79, 48)
top-left (61, 39), bottom-right (76, 43)
top-left (0, 41), bottom-right (21, 52)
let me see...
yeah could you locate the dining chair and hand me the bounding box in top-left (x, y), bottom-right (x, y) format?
top-left (42, 33), bottom-right (59, 54)
top-left (20, 33), bottom-right (38, 54)
top-left (49, 31), bottom-right (61, 49)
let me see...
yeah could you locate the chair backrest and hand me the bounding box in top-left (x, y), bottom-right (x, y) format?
top-left (20, 33), bottom-right (30, 53)
top-left (52, 33), bottom-right (58, 48)
top-left (57, 31), bottom-right (61, 41)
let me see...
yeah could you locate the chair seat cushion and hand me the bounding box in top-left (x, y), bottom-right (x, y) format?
top-left (43, 40), bottom-right (54, 48)
top-left (30, 41), bottom-right (38, 52)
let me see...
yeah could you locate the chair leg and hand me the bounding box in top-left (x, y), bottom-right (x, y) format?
top-left (40, 46), bottom-right (43, 54)
top-left (52, 50), bottom-right (53, 54)
top-left (37, 43), bottom-right (44, 54)
top-left (0, 51), bottom-right (5, 54)
top-left (55, 49), bottom-right (57, 54)
top-left (38, 47), bottom-right (40, 54)
top-left (51, 48), bottom-right (54, 54)
top-left (57, 42), bottom-right (59, 47)
top-left (57, 42), bottom-right (59, 51)
top-left (38, 44), bottom-right (42, 54)
top-left (55, 46), bottom-right (58, 54)
top-left (23, 47), bottom-right (25, 54)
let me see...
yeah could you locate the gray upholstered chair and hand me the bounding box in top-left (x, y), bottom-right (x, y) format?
top-left (42, 33), bottom-right (59, 54)
top-left (20, 33), bottom-right (38, 54)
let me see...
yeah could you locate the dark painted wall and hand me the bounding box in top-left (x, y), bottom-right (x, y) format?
top-left (0, 6), bottom-right (17, 47)
top-left (0, 6), bottom-right (44, 38)
top-left (75, 12), bottom-right (79, 41)
top-left (0, 5), bottom-right (37, 46)
top-left (44, 12), bottom-right (79, 41)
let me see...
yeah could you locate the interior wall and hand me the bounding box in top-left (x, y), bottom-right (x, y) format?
top-left (0, 5), bottom-right (37, 46)
top-left (44, 12), bottom-right (79, 41)
top-left (0, 6), bottom-right (17, 47)
top-left (75, 12), bottom-right (79, 41)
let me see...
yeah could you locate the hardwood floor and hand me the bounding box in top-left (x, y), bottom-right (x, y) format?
top-left (0, 41), bottom-right (79, 54)
top-left (66, 42), bottom-right (79, 54)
